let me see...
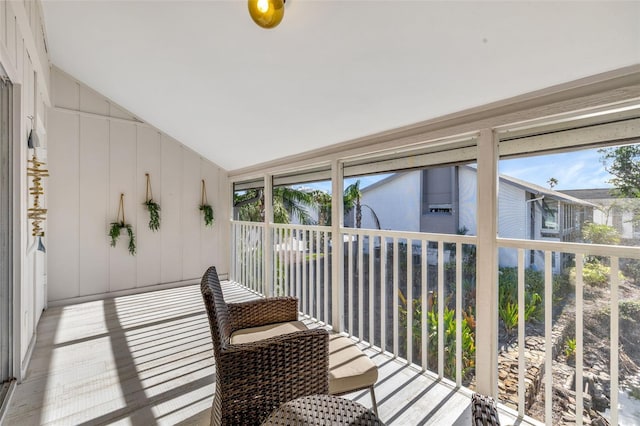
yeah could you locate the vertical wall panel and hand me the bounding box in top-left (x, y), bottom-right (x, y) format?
top-left (136, 126), bottom-right (162, 287)
top-left (53, 68), bottom-right (79, 110)
top-left (161, 136), bottom-right (182, 283)
top-left (200, 160), bottom-right (218, 272)
top-left (6, 11), bottom-right (15, 68)
top-left (109, 121), bottom-right (136, 292)
top-left (0, 1), bottom-right (5, 48)
top-left (110, 104), bottom-right (136, 121)
top-left (79, 116), bottom-right (109, 296)
top-left (217, 168), bottom-right (230, 273)
top-left (182, 150), bottom-right (201, 280)
top-left (79, 86), bottom-right (108, 116)
top-left (47, 110), bottom-right (79, 301)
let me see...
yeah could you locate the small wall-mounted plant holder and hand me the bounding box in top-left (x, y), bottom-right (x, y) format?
top-left (143, 173), bottom-right (160, 231)
top-left (109, 194), bottom-right (136, 255)
top-left (199, 179), bottom-right (214, 227)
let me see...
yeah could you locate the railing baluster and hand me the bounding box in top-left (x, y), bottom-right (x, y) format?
top-left (611, 256), bottom-right (620, 426)
top-left (381, 236), bottom-right (387, 354)
top-left (324, 231), bottom-right (329, 324)
top-left (421, 240), bottom-right (427, 371)
top-left (296, 230), bottom-right (301, 311)
top-left (290, 229), bottom-right (295, 298)
top-left (456, 242), bottom-right (462, 387)
top-left (369, 234), bottom-right (375, 347)
top-left (358, 232), bottom-right (364, 342)
top-left (348, 232), bottom-right (354, 336)
top-left (518, 248), bottom-right (525, 417)
top-left (303, 229), bottom-right (308, 316)
top-left (316, 230), bottom-right (321, 321)
top-left (407, 238), bottom-right (413, 365)
top-left (576, 253), bottom-right (584, 426)
top-left (545, 251), bottom-right (553, 425)
top-left (438, 241), bottom-right (444, 378)
top-left (393, 237), bottom-right (399, 357)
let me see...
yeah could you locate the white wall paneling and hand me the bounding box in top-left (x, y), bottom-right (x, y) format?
top-left (79, 116), bottom-right (109, 296)
top-left (0, 0), bottom-right (52, 383)
top-left (200, 160), bottom-right (218, 272)
top-left (108, 121), bottom-right (137, 292)
top-left (47, 68), bottom-right (227, 304)
top-left (47, 110), bottom-right (79, 301)
top-left (79, 85), bottom-right (108, 117)
top-left (160, 136), bottom-right (183, 284)
top-left (182, 151), bottom-right (201, 280)
top-left (136, 126), bottom-right (162, 287)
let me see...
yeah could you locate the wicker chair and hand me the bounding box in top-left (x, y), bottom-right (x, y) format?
top-left (471, 393), bottom-right (501, 426)
top-left (201, 266), bottom-right (329, 425)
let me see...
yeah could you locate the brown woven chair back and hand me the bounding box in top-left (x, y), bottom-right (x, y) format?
top-left (200, 266), bottom-right (232, 363)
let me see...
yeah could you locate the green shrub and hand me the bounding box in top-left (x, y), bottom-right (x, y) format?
top-left (564, 338), bottom-right (576, 358)
top-left (498, 267), bottom-right (544, 326)
top-left (620, 300), bottom-right (640, 323)
top-left (570, 261), bottom-right (624, 287)
top-left (398, 291), bottom-right (476, 382)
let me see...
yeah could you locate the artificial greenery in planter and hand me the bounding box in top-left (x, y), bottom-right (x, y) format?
top-left (144, 173), bottom-right (160, 231)
top-left (200, 179), bottom-right (214, 227)
top-left (109, 193), bottom-right (136, 255)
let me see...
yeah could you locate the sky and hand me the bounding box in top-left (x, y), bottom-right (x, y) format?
top-left (498, 148), bottom-right (614, 190)
top-left (294, 146), bottom-right (617, 194)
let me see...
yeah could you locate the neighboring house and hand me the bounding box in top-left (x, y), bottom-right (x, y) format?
top-left (357, 166), bottom-right (594, 272)
top-left (561, 188), bottom-right (640, 244)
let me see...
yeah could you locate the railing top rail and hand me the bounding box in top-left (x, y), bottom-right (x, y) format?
top-left (498, 237), bottom-right (640, 259)
top-left (341, 227), bottom-right (478, 244)
top-left (232, 220), bottom-right (266, 228)
top-left (271, 223), bottom-right (332, 232)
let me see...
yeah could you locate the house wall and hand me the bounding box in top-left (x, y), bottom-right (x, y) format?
top-left (458, 166), bottom-right (478, 236)
top-left (0, 0), bottom-right (51, 380)
top-left (591, 198), bottom-right (639, 241)
top-left (359, 172), bottom-right (420, 231)
top-left (497, 182), bottom-right (528, 268)
top-left (47, 67), bottom-right (229, 305)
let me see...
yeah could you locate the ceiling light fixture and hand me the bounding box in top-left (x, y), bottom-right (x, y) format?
top-left (248, 0), bottom-right (285, 29)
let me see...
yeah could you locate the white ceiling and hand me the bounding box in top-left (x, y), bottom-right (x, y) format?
top-left (41, 1), bottom-right (640, 172)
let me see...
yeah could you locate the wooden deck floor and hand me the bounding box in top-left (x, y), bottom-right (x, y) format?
top-left (5, 281), bottom-right (533, 425)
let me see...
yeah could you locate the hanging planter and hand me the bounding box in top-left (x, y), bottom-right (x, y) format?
top-left (109, 193), bottom-right (136, 255)
top-left (143, 173), bottom-right (160, 231)
top-left (199, 179), bottom-right (214, 227)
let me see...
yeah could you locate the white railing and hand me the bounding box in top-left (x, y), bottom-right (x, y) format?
top-left (231, 221), bottom-right (265, 295)
top-left (271, 223), bottom-right (333, 325)
top-left (340, 227), bottom-right (477, 388)
top-left (498, 238), bottom-right (640, 425)
top-left (230, 220), bottom-right (640, 424)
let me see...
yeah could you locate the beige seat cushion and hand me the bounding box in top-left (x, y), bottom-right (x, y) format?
top-left (328, 334), bottom-right (378, 395)
top-left (230, 321), bottom-right (308, 344)
top-left (229, 321), bottom-right (378, 395)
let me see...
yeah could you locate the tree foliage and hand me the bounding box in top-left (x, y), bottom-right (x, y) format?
top-left (599, 144), bottom-right (640, 198)
top-left (234, 187), bottom-right (316, 224)
top-left (582, 222), bottom-right (620, 246)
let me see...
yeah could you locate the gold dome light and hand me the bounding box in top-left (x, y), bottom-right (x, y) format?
top-left (248, 0), bottom-right (285, 29)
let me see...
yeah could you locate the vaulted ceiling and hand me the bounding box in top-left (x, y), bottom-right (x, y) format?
top-left (41, 1), bottom-right (640, 172)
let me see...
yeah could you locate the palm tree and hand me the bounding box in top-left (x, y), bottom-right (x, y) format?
top-left (311, 190), bottom-right (332, 226)
top-left (343, 180), bottom-right (381, 229)
top-left (234, 187), bottom-right (317, 224)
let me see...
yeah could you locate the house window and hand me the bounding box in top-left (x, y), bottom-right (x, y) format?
top-left (542, 199), bottom-right (559, 232)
